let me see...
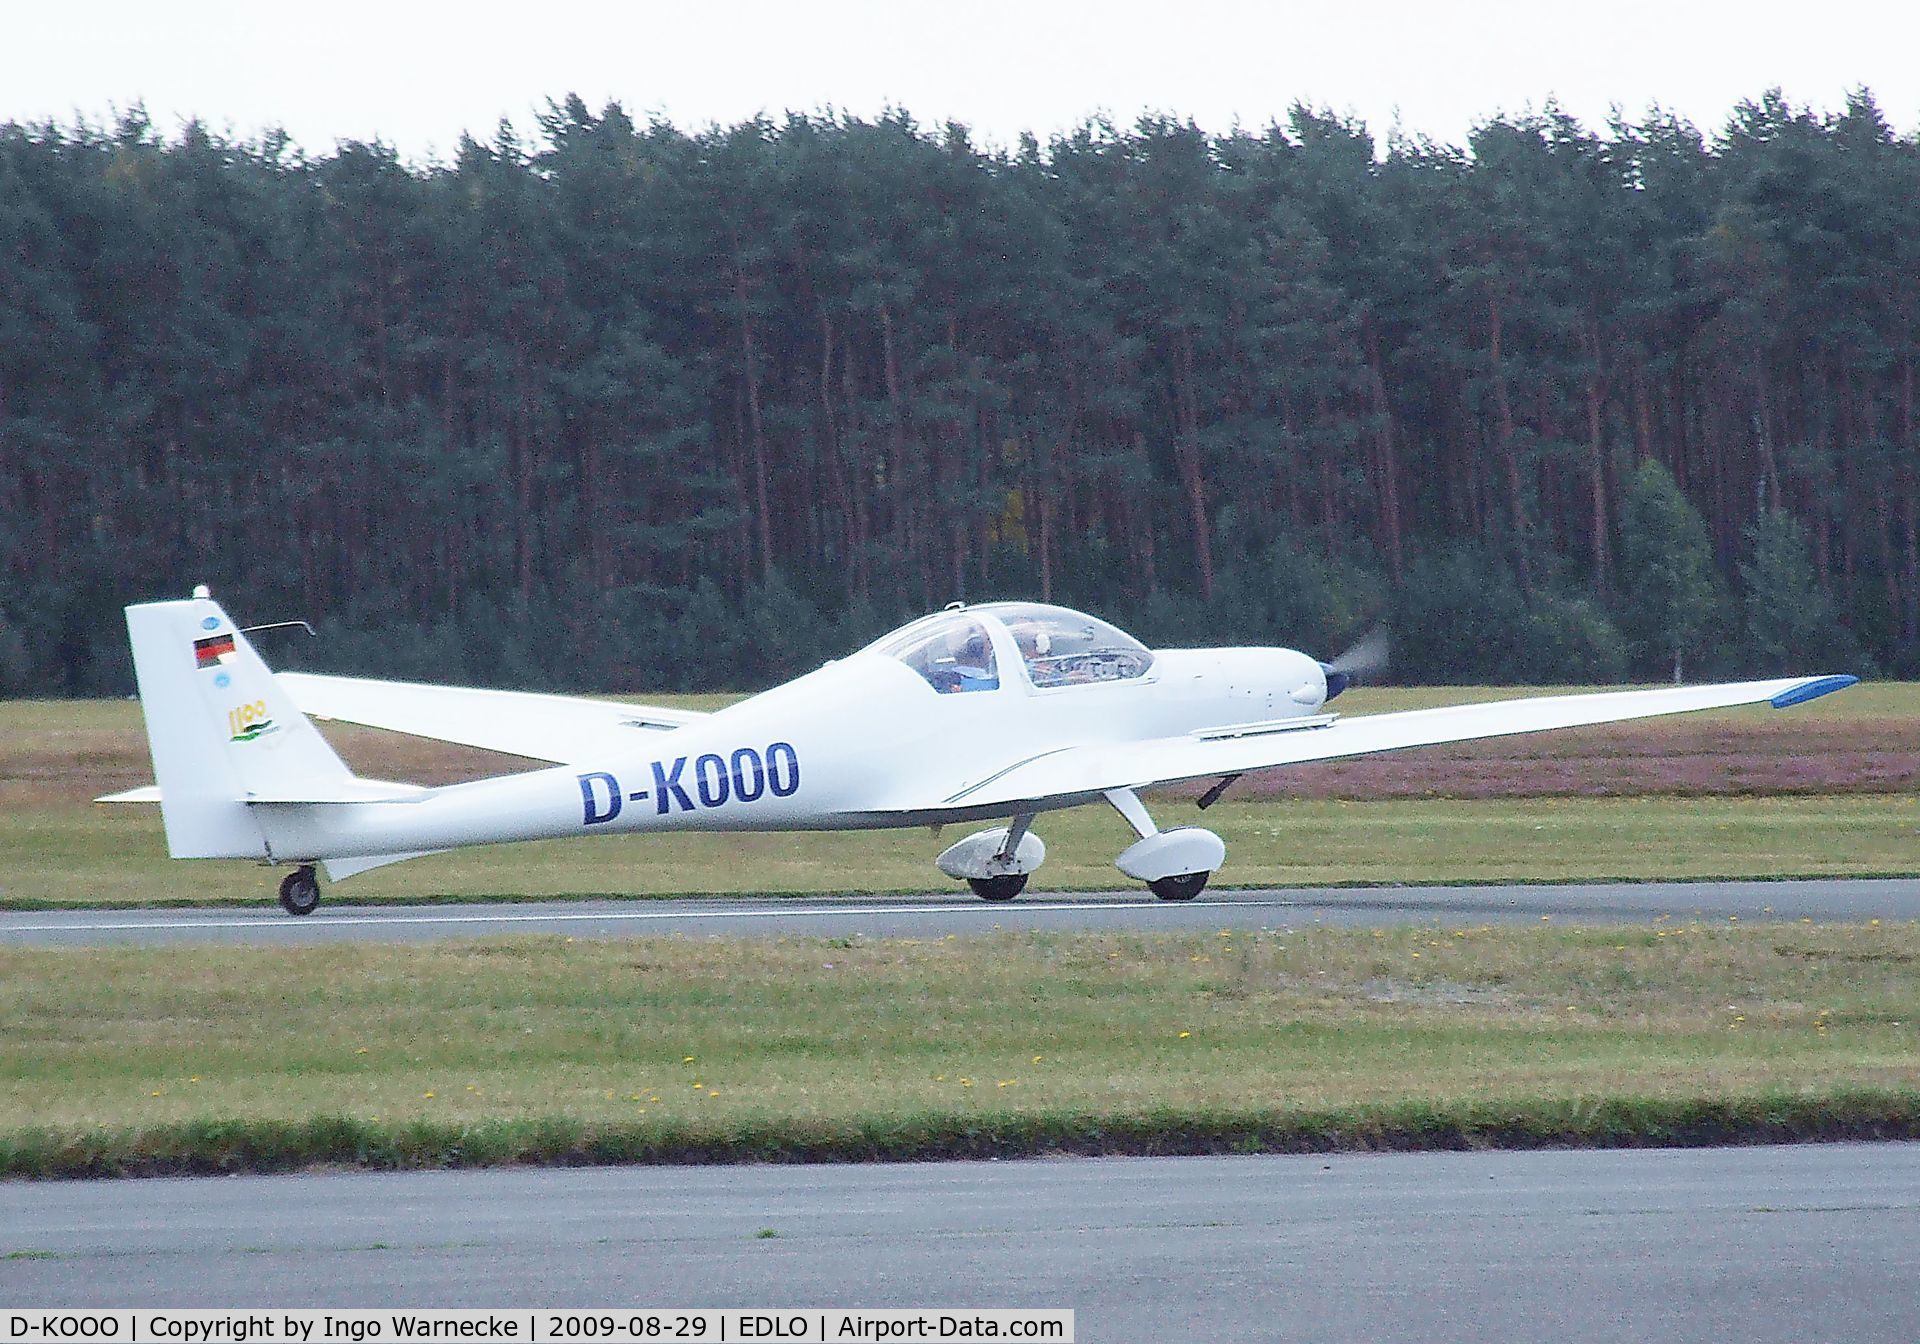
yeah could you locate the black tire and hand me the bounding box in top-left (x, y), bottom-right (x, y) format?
top-left (278, 865), bottom-right (321, 916)
top-left (968, 874), bottom-right (1028, 902)
top-left (1148, 871), bottom-right (1209, 901)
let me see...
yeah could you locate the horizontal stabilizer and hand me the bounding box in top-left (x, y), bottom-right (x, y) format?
top-left (95, 779), bottom-right (429, 805)
top-left (280, 672), bottom-right (707, 765)
top-left (244, 778), bottom-right (430, 804)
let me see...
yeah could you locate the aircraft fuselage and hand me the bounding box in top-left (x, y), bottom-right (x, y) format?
top-left (248, 645), bottom-right (1327, 860)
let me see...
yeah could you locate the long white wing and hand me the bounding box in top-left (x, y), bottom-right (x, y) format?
top-left (278, 672), bottom-right (708, 765)
top-left (934, 675), bottom-right (1858, 811)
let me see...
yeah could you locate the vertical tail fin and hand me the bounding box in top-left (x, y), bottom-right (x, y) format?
top-left (125, 590), bottom-right (354, 859)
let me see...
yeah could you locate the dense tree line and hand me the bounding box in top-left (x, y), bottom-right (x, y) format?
top-left (1, 90), bottom-right (1913, 694)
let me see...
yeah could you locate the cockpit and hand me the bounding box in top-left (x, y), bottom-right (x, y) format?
top-left (868, 612), bottom-right (1001, 693)
top-left (866, 603), bottom-right (1154, 693)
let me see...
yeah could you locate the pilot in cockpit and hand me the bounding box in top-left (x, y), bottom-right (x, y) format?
top-left (951, 630), bottom-right (997, 691)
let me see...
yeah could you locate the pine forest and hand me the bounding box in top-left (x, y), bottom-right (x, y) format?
top-left (1, 90), bottom-right (1915, 693)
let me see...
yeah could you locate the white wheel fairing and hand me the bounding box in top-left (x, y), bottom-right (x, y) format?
top-left (1115, 828), bottom-right (1227, 883)
top-left (936, 827), bottom-right (1047, 880)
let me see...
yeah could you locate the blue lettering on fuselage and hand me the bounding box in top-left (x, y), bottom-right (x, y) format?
top-left (694, 753), bottom-right (730, 807)
top-left (766, 741), bottom-right (800, 797)
top-left (652, 756), bottom-right (695, 813)
top-left (578, 743), bottom-right (799, 826)
top-left (578, 771), bottom-right (622, 825)
top-left (731, 746), bottom-right (765, 801)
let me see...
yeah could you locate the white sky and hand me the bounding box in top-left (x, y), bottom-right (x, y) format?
top-left (8, 0), bottom-right (1919, 161)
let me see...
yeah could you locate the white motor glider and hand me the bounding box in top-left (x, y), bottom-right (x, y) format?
top-left (103, 587), bottom-right (1857, 915)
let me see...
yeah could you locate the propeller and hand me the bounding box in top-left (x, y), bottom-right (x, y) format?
top-left (1320, 625), bottom-right (1390, 702)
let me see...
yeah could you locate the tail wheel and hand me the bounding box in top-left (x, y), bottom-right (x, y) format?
top-left (1148, 871), bottom-right (1209, 902)
top-left (968, 874), bottom-right (1028, 902)
top-left (278, 865), bottom-right (321, 916)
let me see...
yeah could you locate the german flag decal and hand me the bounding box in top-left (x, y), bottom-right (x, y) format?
top-left (194, 633), bottom-right (237, 668)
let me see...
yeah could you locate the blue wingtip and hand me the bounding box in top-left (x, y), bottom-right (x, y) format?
top-left (1770, 674), bottom-right (1859, 709)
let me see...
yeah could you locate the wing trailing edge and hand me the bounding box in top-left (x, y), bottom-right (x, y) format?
top-left (278, 672), bottom-right (708, 765)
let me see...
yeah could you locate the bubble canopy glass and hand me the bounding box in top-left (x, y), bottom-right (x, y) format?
top-left (867, 603), bottom-right (1153, 692)
top-left (867, 612), bottom-right (1000, 693)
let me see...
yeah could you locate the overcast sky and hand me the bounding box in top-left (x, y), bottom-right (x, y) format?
top-left (8, 1), bottom-right (1918, 160)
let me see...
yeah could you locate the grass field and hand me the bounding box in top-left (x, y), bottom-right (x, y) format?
top-left (1, 685), bottom-right (1913, 907)
top-left (1, 923), bottom-right (1916, 1176)
top-left (2, 686), bottom-right (1915, 1177)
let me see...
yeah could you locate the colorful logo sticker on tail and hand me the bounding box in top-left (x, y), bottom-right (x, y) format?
top-left (227, 699), bottom-right (279, 743)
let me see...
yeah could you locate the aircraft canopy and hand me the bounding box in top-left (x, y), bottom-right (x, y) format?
top-left (867, 602), bottom-right (1153, 692)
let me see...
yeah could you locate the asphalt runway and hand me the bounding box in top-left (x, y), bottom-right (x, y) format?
top-left (3, 1143), bottom-right (1917, 1342)
top-left (2, 877), bottom-right (1916, 946)
top-left (7, 894), bottom-right (1916, 1339)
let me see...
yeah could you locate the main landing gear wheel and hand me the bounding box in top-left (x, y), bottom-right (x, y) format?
top-left (968, 874), bottom-right (1028, 902)
top-left (1148, 871), bottom-right (1209, 902)
top-left (278, 865), bottom-right (321, 916)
